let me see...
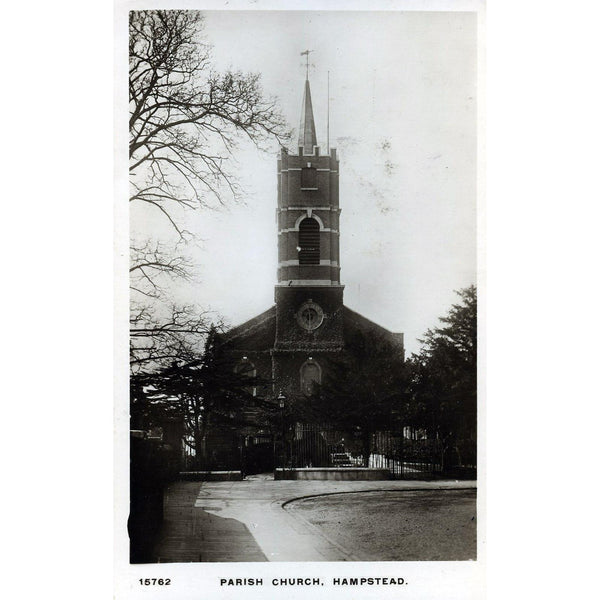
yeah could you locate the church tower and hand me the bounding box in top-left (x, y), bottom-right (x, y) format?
top-left (273, 76), bottom-right (344, 395)
top-left (222, 69), bottom-right (403, 404)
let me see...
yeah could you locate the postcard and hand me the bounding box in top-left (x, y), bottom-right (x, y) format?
top-left (115, 2), bottom-right (485, 598)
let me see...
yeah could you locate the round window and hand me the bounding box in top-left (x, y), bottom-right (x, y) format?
top-left (296, 300), bottom-right (324, 331)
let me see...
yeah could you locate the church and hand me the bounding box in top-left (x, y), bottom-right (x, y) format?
top-left (222, 75), bottom-right (404, 403)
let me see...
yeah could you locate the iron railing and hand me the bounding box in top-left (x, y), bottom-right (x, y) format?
top-left (275, 423), bottom-right (444, 479)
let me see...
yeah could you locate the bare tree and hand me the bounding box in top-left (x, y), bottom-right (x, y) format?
top-left (128, 10), bottom-right (290, 371)
top-left (129, 239), bottom-right (194, 299)
top-left (129, 9), bottom-right (290, 236)
top-left (130, 302), bottom-right (223, 373)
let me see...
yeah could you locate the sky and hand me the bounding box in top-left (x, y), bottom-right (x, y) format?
top-left (131, 9), bottom-right (478, 357)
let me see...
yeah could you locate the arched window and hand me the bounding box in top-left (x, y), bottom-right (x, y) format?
top-left (234, 358), bottom-right (257, 396)
top-left (300, 359), bottom-right (321, 395)
top-left (298, 218), bottom-right (320, 265)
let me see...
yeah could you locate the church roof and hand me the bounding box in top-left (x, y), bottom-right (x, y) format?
top-left (298, 79), bottom-right (318, 150)
top-left (342, 305), bottom-right (404, 356)
top-left (219, 304), bottom-right (403, 357)
top-left (220, 305), bottom-right (276, 352)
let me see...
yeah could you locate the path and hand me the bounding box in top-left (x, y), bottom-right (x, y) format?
top-left (153, 475), bottom-right (476, 562)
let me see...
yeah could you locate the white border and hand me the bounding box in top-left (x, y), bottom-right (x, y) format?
top-left (115, 2), bottom-right (486, 599)
top-left (6, 1), bottom-right (600, 599)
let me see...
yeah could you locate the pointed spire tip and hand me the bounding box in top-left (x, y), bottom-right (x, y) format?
top-left (298, 78), bottom-right (318, 150)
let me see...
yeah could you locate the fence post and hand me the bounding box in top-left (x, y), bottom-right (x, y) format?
top-left (400, 425), bottom-right (404, 479)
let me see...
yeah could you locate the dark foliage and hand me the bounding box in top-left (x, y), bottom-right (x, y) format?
top-left (131, 327), bottom-right (276, 466)
top-left (296, 330), bottom-right (407, 465)
top-left (407, 286), bottom-right (477, 469)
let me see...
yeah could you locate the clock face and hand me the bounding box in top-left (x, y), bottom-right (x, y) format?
top-left (297, 300), bottom-right (324, 331)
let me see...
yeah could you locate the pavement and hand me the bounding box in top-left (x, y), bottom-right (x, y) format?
top-left (153, 474), bottom-right (476, 562)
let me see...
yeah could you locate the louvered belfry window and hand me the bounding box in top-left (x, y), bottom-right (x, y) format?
top-left (298, 218), bottom-right (320, 265)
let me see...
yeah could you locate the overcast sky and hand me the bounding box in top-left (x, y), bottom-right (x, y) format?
top-left (132, 9), bottom-right (478, 357)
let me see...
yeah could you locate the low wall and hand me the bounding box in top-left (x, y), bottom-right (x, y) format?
top-left (274, 467), bottom-right (391, 481)
top-left (179, 470), bottom-right (243, 481)
top-left (129, 437), bottom-right (180, 563)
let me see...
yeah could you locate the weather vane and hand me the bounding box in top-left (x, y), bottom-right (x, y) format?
top-left (300, 49), bottom-right (313, 79)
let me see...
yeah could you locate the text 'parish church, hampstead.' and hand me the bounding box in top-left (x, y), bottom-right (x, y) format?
top-left (222, 75), bottom-right (404, 399)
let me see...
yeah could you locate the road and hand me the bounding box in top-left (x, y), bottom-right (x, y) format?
top-left (285, 488), bottom-right (476, 561)
top-left (153, 477), bottom-right (477, 562)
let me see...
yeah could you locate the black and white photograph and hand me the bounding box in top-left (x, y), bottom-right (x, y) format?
top-left (121, 0), bottom-right (482, 595)
top-left (8, 2), bottom-right (600, 600)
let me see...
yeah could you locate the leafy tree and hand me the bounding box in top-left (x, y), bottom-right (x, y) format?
top-left (298, 330), bottom-right (406, 466)
top-left (407, 286), bottom-right (477, 470)
top-left (133, 327), bottom-right (275, 467)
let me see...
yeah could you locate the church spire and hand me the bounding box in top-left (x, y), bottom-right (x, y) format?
top-left (298, 77), bottom-right (318, 151)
